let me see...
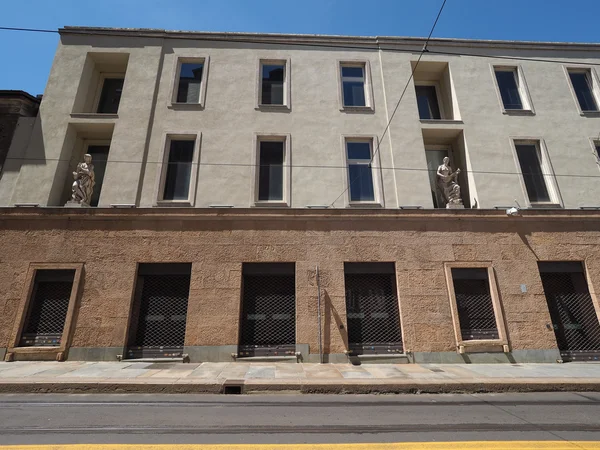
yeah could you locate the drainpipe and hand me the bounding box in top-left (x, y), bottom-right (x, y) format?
top-left (316, 265), bottom-right (323, 364)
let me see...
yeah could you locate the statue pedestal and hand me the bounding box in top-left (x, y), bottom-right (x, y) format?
top-left (64, 201), bottom-right (90, 208)
top-left (446, 203), bottom-right (464, 209)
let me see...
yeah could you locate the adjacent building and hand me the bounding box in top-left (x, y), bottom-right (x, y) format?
top-left (1, 27), bottom-right (600, 364)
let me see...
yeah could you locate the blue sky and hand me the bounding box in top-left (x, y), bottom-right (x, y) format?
top-left (2, 0), bottom-right (599, 95)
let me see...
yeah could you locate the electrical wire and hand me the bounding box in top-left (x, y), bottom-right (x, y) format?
top-left (5, 156), bottom-right (600, 179)
top-left (328, 0), bottom-right (449, 207)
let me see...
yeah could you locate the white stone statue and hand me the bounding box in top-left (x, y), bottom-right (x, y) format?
top-left (70, 154), bottom-right (95, 206)
top-left (436, 157), bottom-right (463, 208)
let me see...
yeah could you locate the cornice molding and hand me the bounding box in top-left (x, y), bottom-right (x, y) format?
top-left (59, 27), bottom-right (600, 52)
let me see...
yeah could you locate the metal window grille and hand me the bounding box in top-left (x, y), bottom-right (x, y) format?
top-left (539, 262), bottom-right (600, 362)
top-left (344, 263), bottom-right (403, 355)
top-left (239, 263), bottom-right (296, 357)
top-left (451, 268), bottom-right (499, 341)
top-left (127, 264), bottom-right (191, 359)
top-left (19, 270), bottom-right (75, 347)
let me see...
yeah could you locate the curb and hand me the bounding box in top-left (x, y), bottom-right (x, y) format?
top-left (2, 381), bottom-right (600, 394)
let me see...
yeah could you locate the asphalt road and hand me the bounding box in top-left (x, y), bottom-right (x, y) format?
top-left (1, 392), bottom-right (600, 446)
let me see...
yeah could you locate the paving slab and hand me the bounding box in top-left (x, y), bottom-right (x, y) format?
top-left (1, 361), bottom-right (600, 394)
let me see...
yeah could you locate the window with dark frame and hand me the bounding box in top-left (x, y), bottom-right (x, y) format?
top-left (344, 262), bottom-right (403, 355)
top-left (261, 63), bottom-right (285, 105)
top-left (415, 85), bottom-right (442, 119)
top-left (163, 140), bottom-right (195, 201)
top-left (341, 65), bottom-right (366, 107)
top-left (515, 143), bottom-right (551, 203)
top-left (346, 140), bottom-right (375, 202)
top-left (86, 145), bottom-right (110, 207)
top-left (569, 70), bottom-right (599, 112)
top-left (451, 268), bottom-right (499, 341)
top-left (176, 62), bottom-right (204, 103)
top-left (19, 270), bottom-right (75, 347)
top-left (258, 140), bottom-right (284, 201)
top-left (97, 78), bottom-right (124, 114)
top-left (495, 68), bottom-right (524, 110)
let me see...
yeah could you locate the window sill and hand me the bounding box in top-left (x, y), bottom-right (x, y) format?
top-left (502, 109), bottom-right (535, 116)
top-left (340, 106), bottom-right (375, 114)
top-left (254, 201), bottom-right (289, 207)
top-left (528, 203), bottom-right (563, 209)
top-left (419, 119), bottom-right (463, 125)
top-left (155, 201), bottom-right (193, 207)
top-left (168, 102), bottom-right (205, 110)
top-left (457, 339), bottom-right (510, 354)
top-left (347, 202), bottom-right (383, 208)
top-left (579, 111), bottom-right (600, 117)
top-left (70, 113), bottom-right (119, 119)
top-left (255, 104), bottom-right (290, 112)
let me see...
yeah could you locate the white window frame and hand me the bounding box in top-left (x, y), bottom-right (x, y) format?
top-left (92, 72), bottom-right (125, 115)
top-left (252, 134), bottom-right (291, 207)
top-left (338, 61), bottom-right (375, 112)
top-left (342, 136), bottom-right (383, 207)
top-left (564, 66), bottom-right (600, 115)
top-left (509, 138), bottom-right (562, 208)
top-left (491, 65), bottom-right (534, 114)
top-left (256, 58), bottom-right (291, 110)
top-left (414, 81), bottom-right (446, 120)
top-left (155, 132), bottom-right (202, 206)
top-left (170, 57), bottom-right (210, 108)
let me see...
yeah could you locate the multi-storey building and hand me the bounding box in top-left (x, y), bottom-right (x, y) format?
top-left (1, 27), bottom-right (600, 364)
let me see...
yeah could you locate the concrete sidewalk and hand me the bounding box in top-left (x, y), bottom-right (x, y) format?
top-left (1, 361), bottom-right (600, 394)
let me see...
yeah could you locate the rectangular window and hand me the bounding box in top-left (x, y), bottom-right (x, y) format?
top-left (341, 64), bottom-right (366, 107)
top-left (258, 141), bottom-right (284, 201)
top-left (568, 69), bottom-right (599, 112)
top-left (514, 142), bottom-right (551, 204)
top-left (346, 140), bottom-right (375, 203)
top-left (260, 63), bottom-right (285, 106)
top-left (451, 268), bottom-right (499, 341)
top-left (96, 78), bottom-right (124, 114)
top-left (494, 68), bottom-right (525, 110)
top-left (239, 263), bottom-right (296, 357)
top-left (86, 145), bottom-right (110, 207)
top-left (163, 139), bottom-right (195, 201)
top-left (425, 147), bottom-right (450, 208)
top-left (344, 262), bottom-right (403, 355)
top-left (176, 62), bottom-right (204, 103)
top-left (415, 85), bottom-right (442, 119)
top-left (19, 270), bottom-right (75, 347)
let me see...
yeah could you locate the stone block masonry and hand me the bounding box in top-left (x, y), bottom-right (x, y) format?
top-left (0, 207), bottom-right (598, 363)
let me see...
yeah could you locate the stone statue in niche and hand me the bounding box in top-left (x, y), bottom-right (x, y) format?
top-left (436, 157), bottom-right (463, 208)
top-left (68, 154), bottom-right (95, 206)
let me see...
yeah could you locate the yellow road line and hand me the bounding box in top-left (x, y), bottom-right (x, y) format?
top-left (2, 443), bottom-right (600, 450)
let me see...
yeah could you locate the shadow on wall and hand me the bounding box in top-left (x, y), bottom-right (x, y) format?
top-left (322, 290), bottom-right (348, 363)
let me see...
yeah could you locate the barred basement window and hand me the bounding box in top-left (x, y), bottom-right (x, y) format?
top-left (451, 268), bottom-right (498, 341)
top-left (238, 263), bottom-right (296, 357)
top-left (19, 270), bottom-right (75, 347)
top-left (344, 262), bottom-right (403, 355)
top-left (445, 263), bottom-right (509, 352)
top-left (126, 263), bottom-right (192, 359)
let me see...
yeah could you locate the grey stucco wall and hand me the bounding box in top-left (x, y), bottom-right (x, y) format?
top-left (1, 31), bottom-right (599, 209)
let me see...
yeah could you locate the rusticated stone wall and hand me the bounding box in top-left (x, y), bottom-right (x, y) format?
top-left (1, 208), bottom-right (599, 362)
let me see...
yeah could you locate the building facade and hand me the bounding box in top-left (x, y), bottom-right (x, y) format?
top-left (1, 27), bottom-right (600, 363)
top-left (0, 90), bottom-right (40, 172)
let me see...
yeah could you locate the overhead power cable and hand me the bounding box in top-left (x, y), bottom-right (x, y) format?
top-left (328, 0), bottom-right (449, 207)
top-left (5, 155), bottom-right (600, 179)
